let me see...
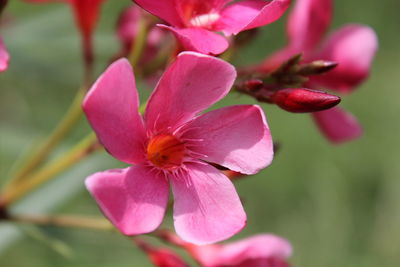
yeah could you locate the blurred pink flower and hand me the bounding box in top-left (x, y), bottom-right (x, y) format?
top-left (163, 232), bottom-right (292, 267)
top-left (116, 5), bottom-right (168, 63)
top-left (83, 52), bottom-right (273, 244)
top-left (132, 0), bottom-right (291, 55)
top-left (0, 37), bottom-right (9, 72)
top-left (260, 0), bottom-right (378, 143)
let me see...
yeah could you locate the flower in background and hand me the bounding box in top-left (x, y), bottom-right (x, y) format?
top-left (132, 0), bottom-right (291, 55)
top-left (24, 0), bottom-right (106, 74)
top-left (259, 0), bottom-right (378, 143)
top-left (160, 231), bottom-right (292, 267)
top-left (83, 52), bottom-right (273, 244)
top-left (116, 5), bottom-right (169, 64)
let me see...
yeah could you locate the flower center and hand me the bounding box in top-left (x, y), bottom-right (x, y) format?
top-left (189, 13), bottom-right (220, 28)
top-left (146, 134), bottom-right (185, 170)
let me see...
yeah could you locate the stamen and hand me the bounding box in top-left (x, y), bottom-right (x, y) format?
top-left (189, 13), bottom-right (220, 28)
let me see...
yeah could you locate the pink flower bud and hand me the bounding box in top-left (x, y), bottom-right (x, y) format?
top-left (148, 249), bottom-right (189, 267)
top-left (272, 88), bottom-right (341, 113)
top-left (134, 237), bottom-right (189, 267)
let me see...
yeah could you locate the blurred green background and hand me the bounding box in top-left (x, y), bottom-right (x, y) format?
top-left (0, 0), bottom-right (399, 266)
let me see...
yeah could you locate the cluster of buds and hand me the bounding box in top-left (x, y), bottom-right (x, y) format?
top-left (238, 54), bottom-right (342, 113)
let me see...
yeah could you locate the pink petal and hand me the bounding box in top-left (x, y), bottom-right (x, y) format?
top-left (215, 0), bottom-right (291, 35)
top-left (180, 105), bottom-right (273, 175)
top-left (312, 106), bottom-right (363, 144)
top-left (158, 25), bottom-right (229, 55)
top-left (83, 58), bottom-right (147, 164)
top-left (145, 51), bottom-right (236, 134)
top-left (0, 38), bottom-right (9, 72)
top-left (85, 166), bottom-right (169, 235)
top-left (192, 234), bottom-right (292, 267)
top-left (171, 162), bottom-right (246, 245)
top-left (287, 0), bottom-right (332, 51)
top-left (310, 24), bottom-right (378, 93)
top-left (132, 0), bottom-right (184, 27)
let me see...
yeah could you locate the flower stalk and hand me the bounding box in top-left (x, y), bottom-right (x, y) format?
top-left (5, 213), bottom-right (112, 231)
top-left (3, 88), bottom-right (86, 193)
top-left (0, 132), bottom-right (100, 208)
top-left (128, 17), bottom-right (150, 69)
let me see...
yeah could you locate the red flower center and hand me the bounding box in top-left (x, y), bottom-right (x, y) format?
top-left (147, 134), bottom-right (185, 170)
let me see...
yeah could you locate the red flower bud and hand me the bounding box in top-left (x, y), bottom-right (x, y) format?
top-left (244, 79), bottom-right (264, 91)
top-left (134, 238), bottom-right (189, 267)
top-left (148, 249), bottom-right (189, 267)
top-left (272, 88), bottom-right (341, 113)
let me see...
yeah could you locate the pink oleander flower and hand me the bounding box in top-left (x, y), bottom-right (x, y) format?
top-left (132, 0), bottom-right (291, 55)
top-left (0, 37), bottom-right (9, 72)
top-left (162, 232), bottom-right (292, 267)
top-left (260, 0), bottom-right (378, 143)
top-left (83, 52), bottom-right (273, 244)
top-left (25, 0), bottom-right (105, 68)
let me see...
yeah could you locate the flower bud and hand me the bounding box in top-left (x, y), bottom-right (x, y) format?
top-left (134, 238), bottom-right (189, 267)
top-left (148, 249), bottom-right (189, 267)
top-left (244, 79), bottom-right (264, 91)
top-left (298, 60), bottom-right (338, 76)
top-left (272, 88), bottom-right (341, 113)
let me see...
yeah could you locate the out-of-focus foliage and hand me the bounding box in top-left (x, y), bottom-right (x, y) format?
top-left (0, 0), bottom-right (399, 266)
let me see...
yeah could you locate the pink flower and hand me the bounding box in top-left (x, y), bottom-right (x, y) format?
top-left (25, 0), bottom-right (105, 68)
top-left (83, 52), bottom-right (273, 244)
top-left (132, 0), bottom-right (291, 55)
top-left (0, 37), bottom-right (9, 72)
top-left (163, 232), bottom-right (292, 267)
top-left (261, 0), bottom-right (378, 143)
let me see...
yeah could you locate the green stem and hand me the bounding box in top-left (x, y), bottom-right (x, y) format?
top-left (219, 46), bottom-right (236, 62)
top-left (128, 17), bottom-right (149, 70)
top-left (0, 133), bottom-right (100, 207)
top-left (6, 213), bottom-right (112, 231)
top-left (3, 89), bottom-right (86, 191)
